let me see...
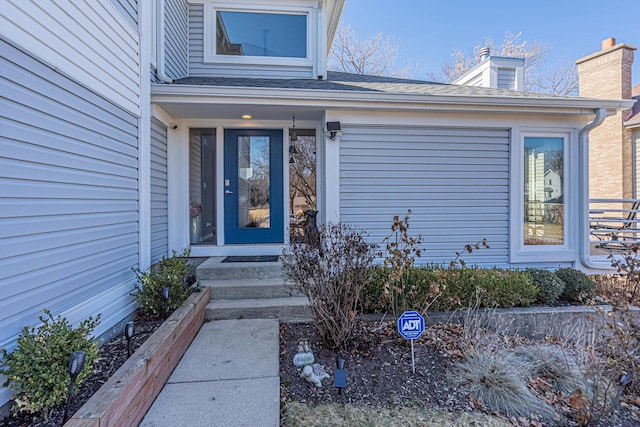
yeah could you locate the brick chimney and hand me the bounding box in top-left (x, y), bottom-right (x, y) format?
top-left (577, 38), bottom-right (636, 199)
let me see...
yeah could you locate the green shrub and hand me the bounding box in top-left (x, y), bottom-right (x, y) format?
top-left (555, 268), bottom-right (594, 302)
top-left (430, 267), bottom-right (538, 311)
top-left (362, 265), bottom-right (441, 314)
top-left (526, 269), bottom-right (565, 305)
top-left (133, 248), bottom-right (193, 317)
top-left (0, 309), bottom-right (100, 419)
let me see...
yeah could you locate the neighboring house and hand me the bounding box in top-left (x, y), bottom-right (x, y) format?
top-left (0, 0), bottom-right (634, 409)
top-left (544, 170), bottom-right (562, 201)
top-left (577, 38), bottom-right (637, 200)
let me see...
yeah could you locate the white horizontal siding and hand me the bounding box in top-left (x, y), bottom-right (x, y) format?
top-left (150, 118), bottom-right (169, 264)
top-left (497, 67), bottom-right (516, 90)
top-left (110, 0), bottom-right (138, 29)
top-left (165, 0), bottom-right (189, 79)
top-left (188, 4), bottom-right (314, 79)
top-left (339, 125), bottom-right (510, 266)
top-left (0, 38), bottom-right (139, 377)
top-left (0, 0), bottom-right (140, 114)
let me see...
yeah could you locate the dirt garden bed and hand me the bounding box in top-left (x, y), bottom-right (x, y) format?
top-left (280, 318), bottom-right (640, 426)
top-left (1, 287), bottom-right (209, 427)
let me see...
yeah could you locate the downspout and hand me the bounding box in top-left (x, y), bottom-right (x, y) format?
top-left (156, 0), bottom-right (173, 84)
top-left (579, 108), bottom-right (607, 269)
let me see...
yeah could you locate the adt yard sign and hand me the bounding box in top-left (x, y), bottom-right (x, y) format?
top-left (397, 311), bottom-right (425, 340)
top-left (397, 311), bottom-right (425, 374)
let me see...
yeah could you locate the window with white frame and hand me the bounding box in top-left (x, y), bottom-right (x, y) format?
top-left (204, 4), bottom-right (313, 65)
top-left (523, 136), bottom-right (564, 246)
top-left (510, 130), bottom-right (575, 263)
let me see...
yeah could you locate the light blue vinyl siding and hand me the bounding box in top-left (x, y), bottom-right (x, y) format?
top-left (150, 118), bottom-right (169, 264)
top-left (165, 0), bottom-right (189, 79)
top-left (188, 4), bottom-right (313, 79)
top-left (0, 38), bottom-right (139, 350)
top-left (497, 68), bottom-right (516, 90)
top-left (110, 0), bottom-right (138, 30)
top-left (339, 125), bottom-right (510, 267)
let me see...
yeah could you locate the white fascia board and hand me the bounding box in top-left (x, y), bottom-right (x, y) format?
top-left (326, 0), bottom-right (346, 51)
top-left (452, 60), bottom-right (490, 86)
top-left (151, 84), bottom-right (636, 115)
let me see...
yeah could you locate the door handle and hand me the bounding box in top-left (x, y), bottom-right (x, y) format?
top-left (225, 190), bottom-right (233, 195)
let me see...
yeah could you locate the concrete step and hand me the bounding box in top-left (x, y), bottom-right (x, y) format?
top-left (196, 257), bottom-right (282, 281)
top-left (205, 297), bottom-right (311, 323)
top-left (202, 278), bottom-right (303, 300)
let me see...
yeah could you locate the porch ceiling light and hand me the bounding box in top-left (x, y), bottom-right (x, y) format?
top-left (242, 114), bottom-right (252, 119)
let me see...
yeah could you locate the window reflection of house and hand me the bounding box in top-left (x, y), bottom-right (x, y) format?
top-left (544, 169), bottom-right (562, 201)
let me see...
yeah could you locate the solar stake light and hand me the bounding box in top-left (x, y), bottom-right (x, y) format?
top-left (334, 357), bottom-right (346, 394)
top-left (162, 287), bottom-right (170, 317)
top-left (125, 321), bottom-right (135, 357)
top-left (611, 371), bottom-right (633, 415)
top-left (62, 350), bottom-right (86, 423)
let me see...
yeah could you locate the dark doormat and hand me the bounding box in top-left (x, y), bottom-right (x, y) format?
top-left (221, 255), bottom-right (280, 263)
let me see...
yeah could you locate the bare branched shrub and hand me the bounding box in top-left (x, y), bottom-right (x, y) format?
top-left (281, 222), bottom-right (376, 351)
top-left (378, 210), bottom-right (427, 316)
top-left (608, 243), bottom-right (640, 304)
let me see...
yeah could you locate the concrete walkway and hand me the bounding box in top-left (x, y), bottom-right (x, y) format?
top-left (140, 319), bottom-right (280, 427)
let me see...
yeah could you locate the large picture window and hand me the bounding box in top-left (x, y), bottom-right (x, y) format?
top-left (216, 11), bottom-right (307, 58)
top-left (523, 137), bottom-right (564, 246)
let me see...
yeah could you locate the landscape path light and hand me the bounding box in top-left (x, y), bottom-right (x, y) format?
top-left (62, 350), bottom-right (86, 423)
top-left (334, 357), bottom-right (346, 394)
top-left (125, 320), bottom-right (135, 357)
top-left (162, 287), bottom-right (170, 317)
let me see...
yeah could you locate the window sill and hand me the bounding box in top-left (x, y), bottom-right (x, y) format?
top-left (510, 248), bottom-right (576, 264)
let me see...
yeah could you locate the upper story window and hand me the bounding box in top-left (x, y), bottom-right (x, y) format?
top-left (216, 11), bottom-right (307, 58)
top-left (204, 4), bottom-right (314, 66)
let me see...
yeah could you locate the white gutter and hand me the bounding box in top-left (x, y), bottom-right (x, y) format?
top-left (579, 108), bottom-right (607, 269)
top-left (156, 0), bottom-right (173, 84)
top-left (152, 84), bottom-right (635, 114)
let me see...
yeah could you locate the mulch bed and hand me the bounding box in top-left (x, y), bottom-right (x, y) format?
top-left (280, 320), bottom-right (470, 411)
top-left (280, 319), bottom-right (640, 427)
top-left (1, 316), bottom-right (163, 427)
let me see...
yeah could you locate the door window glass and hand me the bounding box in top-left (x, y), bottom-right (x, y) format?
top-left (238, 136), bottom-right (271, 229)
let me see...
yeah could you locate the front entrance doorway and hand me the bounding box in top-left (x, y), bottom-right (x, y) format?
top-left (223, 129), bottom-right (284, 244)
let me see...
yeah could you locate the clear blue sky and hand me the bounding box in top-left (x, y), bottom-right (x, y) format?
top-left (339, 0), bottom-right (640, 87)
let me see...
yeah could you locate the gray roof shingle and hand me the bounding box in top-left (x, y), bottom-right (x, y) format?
top-left (173, 71), bottom-right (576, 99)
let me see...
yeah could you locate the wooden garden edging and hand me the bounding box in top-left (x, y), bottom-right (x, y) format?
top-left (65, 286), bottom-right (210, 427)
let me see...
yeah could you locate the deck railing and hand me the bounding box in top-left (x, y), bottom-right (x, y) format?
top-left (589, 198), bottom-right (640, 248)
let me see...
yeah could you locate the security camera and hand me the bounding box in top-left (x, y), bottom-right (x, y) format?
top-left (170, 124), bottom-right (178, 130)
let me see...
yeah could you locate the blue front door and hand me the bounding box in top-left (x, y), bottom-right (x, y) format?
top-left (224, 129), bottom-right (284, 244)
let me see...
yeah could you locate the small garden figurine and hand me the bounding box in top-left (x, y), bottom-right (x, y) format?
top-left (301, 364), bottom-right (330, 388)
top-left (293, 338), bottom-right (314, 367)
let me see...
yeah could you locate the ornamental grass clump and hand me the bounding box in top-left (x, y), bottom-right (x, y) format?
top-left (0, 309), bottom-right (100, 420)
top-left (132, 248), bottom-right (193, 317)
top-left (452, 350), bottom-right (557, 423)
top-left (513, 344), bottom-right (585, 395)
